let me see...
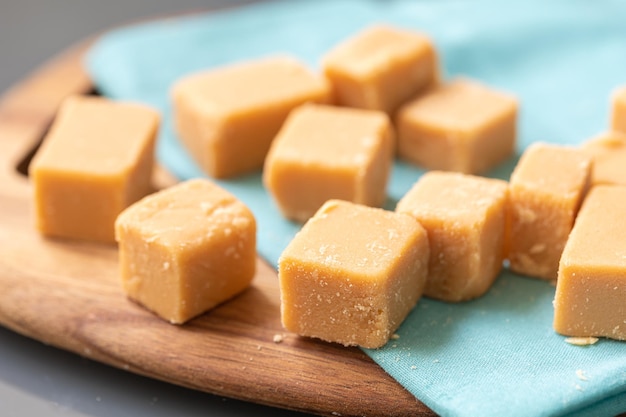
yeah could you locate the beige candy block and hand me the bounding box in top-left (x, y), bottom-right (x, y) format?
top-left (582, 131), bottom-right (626, 186)
top-left (29, 95), bottom-right (159, 243)
top-left (396, 171), bottom-right (508, 302)
top-left (278, 199), bottom-right (429, 349)
top-left (263, 104), bottom-right (394, 223)
top-left (171, 55), bottom-right (331, 179)
top-left (610, 85), bottom-right (626, 134)
top-left (115, 178), bottom-right (256, 324)
top-left (396, 78), bottom-right (517, 174)
top-left (508, 142), bottom-right (591, 280)
top-left (321, 24), bottom-right (438, 115)
top-left (554, 185), bottom-right (626, 340)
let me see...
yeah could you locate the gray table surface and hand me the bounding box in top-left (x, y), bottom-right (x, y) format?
top-left (0, 1), bottom-right (317, 415)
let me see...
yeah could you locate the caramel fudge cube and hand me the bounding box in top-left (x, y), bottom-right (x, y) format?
top-left (507, 142), bottom-right (591, 280)
top-left (321, 24), bottom-right (438, 115)
top-left (610, 85), bottom-right (626, 133)
top-left (582, 131), bottom-right (626, 186)
top-left (396, 78), bottom-right (517, 174)
top-left (114, 179), bottom-right (256, 324)
top-left (554, 185), bottom-right (626, 340)
top-left (396, 171), bottom-right (508, 302)
top-left (171, 55), bottom-right (331, 179)
top-left (263, 104), bottom-right (394, 223)
top-left (278, 199), bottom-right (429, 349)
top-left (29, 95), bottom-right (159, 243)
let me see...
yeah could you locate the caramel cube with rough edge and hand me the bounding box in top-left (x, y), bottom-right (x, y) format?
top-left (396, 77), bottom-right (517, 174)
top-left (278, 199), bottom-right (429, 349)
top-left (321, 24), bottom-right (439, 115)
top-left (171, 55), bottom-right (331, 179)
top-left (29, 95), bottom-right (159, 243)
top-left (114, 178), bottom-right (256, 324)
top-left (263, 103), bottom-right (394, 223)
top-left (554, 185), bottom-right (626, 340)
top-left (507, 142), bottom-right (591, 280)
top-left (610, 85), bottom-right (626, 134)
top-left (396, 171), bottom-right (508, 302)
top-left (582, 131), bottom-right (626, 186)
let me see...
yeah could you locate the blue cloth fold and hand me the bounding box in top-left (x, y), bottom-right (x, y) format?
top-left (84, 1), bottom-right (626, 416)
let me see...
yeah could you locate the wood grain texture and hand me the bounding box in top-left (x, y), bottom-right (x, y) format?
top-left (0, 38), bottom-right (435, 416)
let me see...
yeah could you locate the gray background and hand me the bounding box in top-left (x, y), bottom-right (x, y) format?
top-left (0, 1), bottom-right (315, 416)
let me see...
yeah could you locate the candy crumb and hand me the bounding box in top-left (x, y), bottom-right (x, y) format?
top-left (564, 336), bottom-right (599, 346)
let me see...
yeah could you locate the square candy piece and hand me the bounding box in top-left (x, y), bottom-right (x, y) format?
top-left (582, 131), bottom-right (626, 186)
top-left (29, 95), bottom-right (159, 243)
top-left (610, 85), bottom-right (626, 134)
top-left (263, 104), bottom-right (394, 223)
top-left (115, 179), bottom-right (257, 324)
top-left (396, 171), bottom-right (508, 302)
top-left (321, 24), bottom-right (438, 115)
top-left (171, 55), bottom-right (331, 179)
top-left (396, 77), bottom-right (517, 174)
top-left (554, 185), bottom-right (626, 340)
top-left (507, 142), bottom-right (591, 280)
top-left (278, 199), bottom-right (429, 349)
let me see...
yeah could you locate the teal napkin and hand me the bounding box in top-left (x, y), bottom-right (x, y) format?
top-left (85, 1), bottom-right (626, 416)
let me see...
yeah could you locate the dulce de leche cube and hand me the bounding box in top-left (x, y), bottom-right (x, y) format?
top-left (508, 143), bottom-right (591, 280)
top-left (582, 131), bottom-right (626, 186)
top-left (171, 55), bottom-right (331, 179)
top-left (554, 185), bottom-right (626, 340)
top-left (321, 24), bottom-right (438, 115)
top-left (263, 104), bottom-right (394, 223)
top-left (396, 78), bottom-right (517, 174)
top-left (29, 95), bottom-right (159, 243)
top-left (278, 200), bottom-right (429, 349)
top-left (114, 179), bottom-right (256, 324)
top-left (610, 85), bottom-right (626, 134)
top-left (396, 171), bottom-right (508, 302)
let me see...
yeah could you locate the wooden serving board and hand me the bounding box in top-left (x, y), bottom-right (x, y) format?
top-left (0, 39), bottom-right (434, 416)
